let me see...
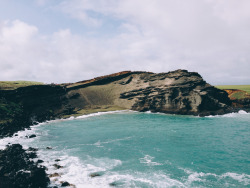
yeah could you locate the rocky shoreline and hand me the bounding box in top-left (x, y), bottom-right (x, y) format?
top-left (0, 69), bottom-right (249, 187)
top-left (0, 139), bottom-right (77, 188)
top-left (0, 144), bottom-right (50, 188)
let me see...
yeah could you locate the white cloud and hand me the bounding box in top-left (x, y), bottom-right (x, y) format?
top-left (1, 20), bottom-right (38, 44)
top-left (35, 0), bottom-right (48, 6)
top-left (59, 0), bottom-right (102, 27)
top-left (0, 1), bottom-right (250, 84)
top-left (208, 0), bottom-right (250, 25)
top-left (57, 0), bottom-right (250, 84)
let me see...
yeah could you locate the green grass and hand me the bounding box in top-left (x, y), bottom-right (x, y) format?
top-left (0, 98), bottom-right (23, 124)
top-left (216, 85), bottom-right (250, 99)
top-left (0, 81), bottom-right (44, 90)
top-left (231, 92), bottom-right (247, 99)
top-left (216, 85), bottom-right (250, 93)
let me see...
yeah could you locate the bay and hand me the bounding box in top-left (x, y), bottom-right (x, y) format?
top-left (1, 111), bottom-right (249, 187)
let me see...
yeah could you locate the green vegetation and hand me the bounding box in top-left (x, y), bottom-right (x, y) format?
top-left (0, 81), bottom-right (43, 90)
top-left (216, 85), bottom-right (250, 94)
top-left (216, 85), bottom-right (250, 99)
top-left (230, 92), bottom-right (247, 99)
top-left (0, 99), bottom-right (22, 124)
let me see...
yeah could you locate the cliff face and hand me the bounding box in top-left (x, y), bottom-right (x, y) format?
top-left (66, 69), bottom-right (232, 116)
top-left (0, 69), bottom-right (233, 137)
top-left (222, 89), bottom-right (250, 109)
top-left (119, 70), bottom-right (231, 116)
top-left (0, 85), bottom-right (70, 138)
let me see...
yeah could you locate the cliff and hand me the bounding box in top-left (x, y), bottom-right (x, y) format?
top-left (0, 69), bottom-right (234, 138)
top-left (65, 69), bottom-right (232, 116)
top-left (0, 85), bottom-right (70, 138)
top-left (222, 89), bottom-right (250, 109)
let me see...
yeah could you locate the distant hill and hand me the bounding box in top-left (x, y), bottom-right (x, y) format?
top-left (0, 81), bottom-right (43, 90)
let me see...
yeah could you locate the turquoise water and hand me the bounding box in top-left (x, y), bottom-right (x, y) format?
top-left (1, 111), bottom-right (250, 187)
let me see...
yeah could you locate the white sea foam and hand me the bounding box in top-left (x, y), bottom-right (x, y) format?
top-left (0, 124), bottom-right (42, 150)
top-left (206, 110), bottom-right (250, 118)
top-left (102, 172), bottom-right (186, 188)
top-left (181, 168), bottom-right (250, 186)
top-left (37, 150), bottom-right (185, 188)
top-left (36, 149), bottom-right (124, 188)
top-left (76, 110), bottom-right (129, 119)
top-left (221, 172), bottom-right (250, 185)
top-left (70, 137), bottom-right (133, 148)
top-left (139, 155), bottom-right (162, 166)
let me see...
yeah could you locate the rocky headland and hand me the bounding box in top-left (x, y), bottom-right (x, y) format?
top-left (0, 69), bottom-right (248, 187)
top-left (0, 69), bottom-right (243, 138)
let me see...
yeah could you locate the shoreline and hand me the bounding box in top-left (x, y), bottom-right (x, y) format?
top-left (0, 144), bottom-right (50, 188)
top-left (0, 110), bottom-right (130, 188)
top-left (0, 110), bottom-right (249, 187)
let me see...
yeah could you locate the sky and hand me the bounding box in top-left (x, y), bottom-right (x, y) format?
top-left (0, 0), bottom-right (250, 85)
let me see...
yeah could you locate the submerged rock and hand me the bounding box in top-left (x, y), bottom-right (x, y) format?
top-left (49, 173), bottom-right (60, 178)
top-left (27, 147), bottom-right (38, 152)
top-left (25, 134), bottom-right (36, 138)
top-left (89, 172), bottom-right (102, 178)
top-left (61, 181), bottom-right (70, 187)
top-left (37, 159), bottom-right (44, 164)
top-left (53, 164), bottom-right (63, 169)
top-left (109, 182), bottom-right (117, 186)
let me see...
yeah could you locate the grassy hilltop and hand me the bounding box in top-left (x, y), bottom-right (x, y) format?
top-left (0, 81), bottom-right (44, 90)
top-left (215, 85), bottom-right (250, 99)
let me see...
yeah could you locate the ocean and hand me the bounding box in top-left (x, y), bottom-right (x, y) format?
top-left (0, 110), bottom-right (249, 188)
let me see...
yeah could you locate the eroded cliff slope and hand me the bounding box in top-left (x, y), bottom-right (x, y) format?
top-left (0, 69), bottom-right (233, 137)
top-left (66, 69), bottom-right (232, 116)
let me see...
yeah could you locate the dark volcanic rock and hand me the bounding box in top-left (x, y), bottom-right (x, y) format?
top-left (0, 144), bottom-right (50, 188)
top-left (0, 84), bottom-right (69, 138)
top-left (61, 181), bottom-right (70, 187)
top-left (53, 164), bottom-right (63, 169)
top-left (25, 134), bottom-right (36, 138)
top-left (232, 98), bottom-right (250, 109)
top-left (27, 147), bottom-right (38, 152)
top-left (37, 159), bottom-right (44, 164)
top-left (89, 172), bottom-right (102, 178)
top-left (120, 70), bottom-right (232, 116)
top-left (49, 173), bottom-right (60, 178)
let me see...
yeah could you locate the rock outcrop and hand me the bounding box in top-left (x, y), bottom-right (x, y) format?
top-left (66, 69), bottom-right (232, 116)
top-left (0, 144), bottom-right (50, 188)
top-left (119, 70), bottom-right (232, 116)
top-left (0, 85), bottom-right (70, 138)
top-left (0, 69), bottom-right (233, 138)
top-left (222, 89), bottom-right (250, 109)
